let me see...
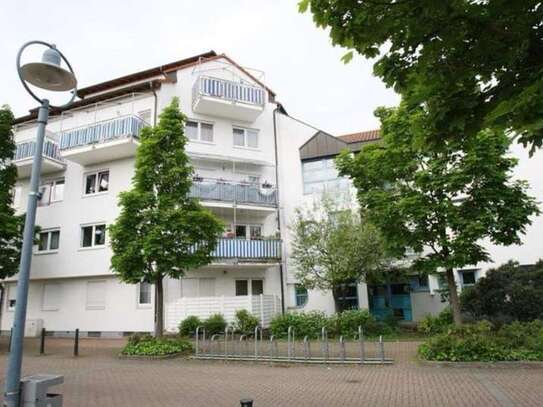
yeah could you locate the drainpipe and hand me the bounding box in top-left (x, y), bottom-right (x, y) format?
top-left (151, 84), bottom-right (158, 126)
top-left (273, 106), bottom-right (285, 314)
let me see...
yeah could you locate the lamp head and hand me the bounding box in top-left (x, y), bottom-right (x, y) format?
top-left (20, 45), bottom-right (77, 91)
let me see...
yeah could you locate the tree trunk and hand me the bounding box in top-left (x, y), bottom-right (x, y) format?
top-left (445, 268), bottom-right (463, 325)
top-left (332, 288), bottom-right (342, 313)
top-left (154, 275), bottom-right (164, 337)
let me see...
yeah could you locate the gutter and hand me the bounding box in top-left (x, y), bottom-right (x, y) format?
top-left (273, 105), bottom-right (286, 314)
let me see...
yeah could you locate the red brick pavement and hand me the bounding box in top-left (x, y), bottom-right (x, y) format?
top-left (1, 337), bottom-right (542, 406)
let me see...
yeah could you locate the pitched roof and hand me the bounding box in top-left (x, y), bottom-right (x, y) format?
top-left (338, 129), bottom-right (381, 143)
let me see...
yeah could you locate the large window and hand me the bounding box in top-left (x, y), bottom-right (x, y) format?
top-left (84, 170), bottom-right (109, 195)
top-left (235, 279), bottom-right (264, 296)
top-left (38, 178), bottom-right (64, 206)
top-left (295, 284), bottom-right (308, 307)
top-left (233, 127), bottom-right (258, 148)
top-left (138, 282), bottom-right (152, 307)
top-left (186, 120), bottom-right (214, 143)
top-left (302, 158), bottom-right (349, 195)
top-left (81, 224), bottom-right (106, 248)
top-left (37, 229), bottom-right (60, 252)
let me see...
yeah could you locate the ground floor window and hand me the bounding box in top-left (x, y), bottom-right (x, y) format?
top-left (460, 270), bottom-right (477, 286)
top-left (86, 280), bottom-right (107, 310)
top-left (235, 279), bottom-right (264, 296)
top-left (295, 284), bottom-right (308, 307)
top-left (334, 280), bottom-right (359, 311)
top-left (42, 283), bottom-right (61, 311)
top-left (138, 282), bottom-right (152, 306)
top-left (368, 283), bottom-right (412, 321)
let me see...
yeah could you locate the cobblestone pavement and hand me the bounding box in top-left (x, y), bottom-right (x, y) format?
top-left (1, 337), bottom-right (543, 406)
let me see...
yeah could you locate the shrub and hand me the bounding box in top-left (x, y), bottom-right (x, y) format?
top-left (329, 309), bottom-right (381, 338)
top-left (418, 307), bottom-right (453, 336)
top-left (127, 332), bottom-right (153, 346)
top-left (270, 311), bottom-right (329, 339)
top-left (204, 313), bottom-right (227, 335)
top-left (234, 309), bottom-right (259, 335)
top-left (418, 320), bottom-right (543, 362)
top-left (178, 316), bottom-right (202, 337)
top-left (122, 336), bottom-right (193, 356)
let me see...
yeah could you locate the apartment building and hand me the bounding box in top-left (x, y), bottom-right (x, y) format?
top-left (3, 51), bottom-right (542, 336)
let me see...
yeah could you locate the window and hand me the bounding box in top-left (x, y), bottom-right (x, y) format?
top-left (138, 282), bottom-right (152, 306)
top-left (37, 229), bottom-right (60, 252)
top-left (235, 280), bottom-right (248, 296)
top-left (86, 280), bottom-right (106, 310)
top-left (335, 280), bottom-right (359, 311)
top-left (42, 283), bottom-right (61, 311)
top-left (81, 224), bottom-right (106, 248)
top-left (84, 170), bottom-right (109, 195)
top-left (236, 279), bottom-right (263, 296)
top-left (302, 158), bottom-right (349, 195)
top-left (37, 178), bottom-right (64, 207)
top-left (233, 224), bottom-right (262, 240)
top-left (252, 280), bottom-right (264, 295)
top-left (7, 284), bottom-right (16, 311)
top-left (185, 120), bottom-right (214, 143)
top-left (249, 225), bottom-right (262, 240)
top-left (138, 109), bottom-right (152, 124)
top-left (410, 275), bottom-right (429, 291)
top-left (235, 225), bottom-right (247, 239)
top-left (461, 270), bottom-right (476, 286)
top-left (233, 127), bottom-right (258, 148)
top-left (295, 285), bottom-right (308, 307)
top-left (181, 278), bottom-right (216, 297)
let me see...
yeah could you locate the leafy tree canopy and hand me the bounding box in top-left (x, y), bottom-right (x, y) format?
top-left (336, 103), bottom-right (540, 323)
top-left (300, 0), bottom-right (543, 152)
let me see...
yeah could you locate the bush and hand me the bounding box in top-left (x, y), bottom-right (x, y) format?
top-left (178, 316), bottom-right (202, 337)
top-left (418, 307), bottom-right (453, 336)
top-left (270, 311), bottom-right (329, 339)
top-left (418, 320), bottom-right (543, 362)
top-left (234, 309), bottom-right (259, 335)
top-left (204, 313), bottom-right (227, 335)
top-left (329, 309), bottom-right (381, 338)
top-left (122, 335), bottom-right (193, 356)
top-left (460, 260), bottom-right (543, 324)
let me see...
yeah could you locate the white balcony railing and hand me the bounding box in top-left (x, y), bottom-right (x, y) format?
top-left (190, 178), bottom-right (277, 206)
top-left (59, 115), bottom-right (148, 151)
top-left (193, 76), bottom-right (265, 106)
top-left (14, 137), bottom-right (64, 163)
top-left (212, 238), bottom-right (281, 260)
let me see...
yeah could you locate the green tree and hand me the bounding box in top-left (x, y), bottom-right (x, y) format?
top-left (300, 1), bottom-right (543, 152)
top-left (337, 104), bottom-right (540, 325)
top-left (0, 106), bottom-right (24, 280)
top-left (290, 196), bottom-right (390, 312)
top-left (109, 98), bottom-right (223, 337)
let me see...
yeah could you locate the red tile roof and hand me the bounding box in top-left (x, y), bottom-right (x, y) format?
top-left (338, 129), bottom-right (381, 143)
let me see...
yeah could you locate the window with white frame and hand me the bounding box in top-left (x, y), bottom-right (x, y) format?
top-left (233, 127), bottom-right (258, 148)
top-left (42, 283), bottom-right (61, 311)
top-left (84, 170), bottom-right (109, 195)
top-left (185, 120), bottom-right (214, 143)
top-left (7, 284), bottom-right (16, 311)
top-left (235, 279), bottom-right (264, 296)
top-left (81, 224), bottom-right (106, 248)
top-left (180, 278), bottom-right (216, 297)
top-left (233, 224), bottom-right (262, 240)
top-left (138, 282), bottom-right (152, 306)
top-left (295, 284), bottom-right (308, 307)
top-left (38, 178), bottom-right (64, 206)
top-left (37, 229), bottom-right (60, 252)
top-left (461, 270), bottom-right (477, 286)
top-left (302, 158), bottom-right (350, 195)
top-left (86, 280), bottom-right (106, 309)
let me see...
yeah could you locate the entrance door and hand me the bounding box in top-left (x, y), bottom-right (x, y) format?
top-left (368, 283), bottom-right (412, 321)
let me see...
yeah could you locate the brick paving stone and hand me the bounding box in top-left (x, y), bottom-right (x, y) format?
top-left (0, 337), bottom-right (542, 406)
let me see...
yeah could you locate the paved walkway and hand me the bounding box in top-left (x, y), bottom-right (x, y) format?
top-left (1, 337), bottom-right (542, 406)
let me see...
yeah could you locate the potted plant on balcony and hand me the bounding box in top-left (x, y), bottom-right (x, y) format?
top-left (261, 181), bottom-right (272, 189)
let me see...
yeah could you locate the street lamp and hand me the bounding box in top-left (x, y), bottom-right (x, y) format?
top-left (4, 41), bottom-right (76, 407)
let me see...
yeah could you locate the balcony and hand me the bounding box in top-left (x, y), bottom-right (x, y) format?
top-left (192, 76), bottom-right (265, 122)
top-left (211, 238), bottom-right (281, 262)
top-left (14, 137), bottom-right (65, 178)
top-left (190, 178), bottom-right (277, 207)
top-left (59, 115), bottom-right (148, 165)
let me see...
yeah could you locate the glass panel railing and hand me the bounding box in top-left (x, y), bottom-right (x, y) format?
top-left (190, 178), bottom-right (277, 206)
top-left (14, 138), bottom-right (63, 162)
top-left (59, 115), bottom-right (148, 151)
top-left (193, 76), bottom-right (265, 106)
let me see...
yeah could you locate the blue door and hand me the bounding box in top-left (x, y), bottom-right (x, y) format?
top-left (368, 283), bottom-right (412, 321)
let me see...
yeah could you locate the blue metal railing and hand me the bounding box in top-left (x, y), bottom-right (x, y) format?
top-left (212, 238), bottom-right (281, 260)
top-left (193, 76), bottom-right (265, 106)
top-left (14, 138), bottom-right (63, 162)
top-left (190, 179), bottom-right (277, 206)
top-left (59, 115), bottom-right (148, 151)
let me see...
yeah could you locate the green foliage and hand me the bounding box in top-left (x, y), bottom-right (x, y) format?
top-left (270, 311), bottom-right (329, 339)
top-left (0, 106), bottom-right (24, 279)
top-left (178, 316), bottom-right (202, 337)
top-left (418, 321), bottom-right (543, 362)
top-left (329, 309), bottom-right (382, 338)
top-left (108, 98), bottom-right (223, 336)
top-left (122, 335), bottom-right (192, 356)
top-left (203, 313), bottom-right (227, 335)
top-left (460, 260), bottom-right (543, 324)
top-left (337, 104), bottom-right (540, 324)
top-left (290, 196), bottom-right (392, 311)
top-left (418, 308), bottom-right (454, 336)
top-left (234, 309), bottom-right (259, 335)
top-left (301, 1), bottom-right (543, 152)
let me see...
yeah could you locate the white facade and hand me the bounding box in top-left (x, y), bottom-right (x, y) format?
top-left (3, 52), bottom-right (542, 335)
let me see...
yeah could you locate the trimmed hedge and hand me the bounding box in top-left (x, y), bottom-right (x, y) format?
top-left (418, 320), bottom-right (543, 362)
top-left (122, 334), bottom-right (193, 356)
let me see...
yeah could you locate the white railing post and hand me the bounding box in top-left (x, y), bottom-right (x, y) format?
top-left (220, 295), bottom-right (225, 315)
top-left (260, 294), bottom-right (265, 326)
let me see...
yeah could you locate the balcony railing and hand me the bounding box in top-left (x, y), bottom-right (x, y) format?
top-left (59, 115), bottom-right (148, 151)
top-left (14, 138), bottom-right (64, 163)
top-left (212, 238), bottom-right (281, 260)
top-left (193, 76), bottom-right (265, 106)
top-left (190, 178), bottom-right (277, 206)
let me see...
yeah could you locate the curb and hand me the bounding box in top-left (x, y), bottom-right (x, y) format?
top-left (418, 360), bottom-right (543, 369)
top-left (118, 352), bottom-right (189, 360)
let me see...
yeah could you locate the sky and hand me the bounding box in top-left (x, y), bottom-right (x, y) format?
top-left (0, 0), bottom-right (399, 135)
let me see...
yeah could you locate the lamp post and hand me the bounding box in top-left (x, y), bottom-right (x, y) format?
top-left (4, 41), bottom-right (76, 407)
